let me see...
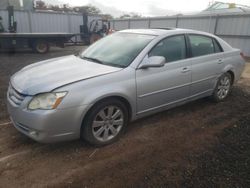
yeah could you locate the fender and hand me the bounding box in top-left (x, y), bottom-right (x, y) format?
top-left (222, 64), bottom-right (235, 75)
top-left (84, 91), bottom-right (135, 117)
top-left (212, 65), bottom-right (235, 90)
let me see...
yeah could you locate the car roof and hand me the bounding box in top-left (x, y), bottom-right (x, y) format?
top-left (119, 28), bottom-right (193, 36)
top-left (118, 28), bottom-right (233, 54)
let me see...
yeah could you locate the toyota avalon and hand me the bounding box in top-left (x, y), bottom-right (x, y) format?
top-left (7, 28), bottom-right (245, 146)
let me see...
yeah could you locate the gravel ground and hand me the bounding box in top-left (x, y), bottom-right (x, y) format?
top-left (0, 47), bottom-right (250, 187)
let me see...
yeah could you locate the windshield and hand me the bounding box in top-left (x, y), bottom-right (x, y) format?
top-left (80, 32), bottom-right (155, 68)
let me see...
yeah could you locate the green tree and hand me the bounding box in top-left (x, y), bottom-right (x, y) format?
top-left (35, 0), bottom-right (46, 9)
top-left (103, 14), bottom-right (114, 20)
top-left (119, 12), bottom-right (142, 19)
top-left (119, 14), bottom-right (131, 19)
top-left (75, 5), bottom-right (101, 14)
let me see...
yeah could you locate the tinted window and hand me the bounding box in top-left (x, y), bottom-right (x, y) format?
top-left (149, 35), bottom-right (186, 62)
top-left (213, 39), bottom-right (223, 53)
top-left (189, 35), bottom-right (215, 57)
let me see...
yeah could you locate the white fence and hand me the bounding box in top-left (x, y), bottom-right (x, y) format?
top-left (110, 13), bottom-right (250, 56)
top-left (0, 10), bottom-right (249, 56)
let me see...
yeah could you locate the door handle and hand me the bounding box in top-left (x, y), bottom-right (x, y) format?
top-left (181, 67), bottom-right (190, 73)
top-left (217, 59), bottom-right (223, 64)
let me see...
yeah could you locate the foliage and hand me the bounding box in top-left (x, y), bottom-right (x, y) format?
top-left (103, 14), bottom-right (114, 19)
top-left (120, 12), bottom-right (142, 19)
top-left (35, 0), bottom-right (46, 9)
top-left (74, 5), bottom-right (102, 14)
top-left (34, 1), bottom-right (102, 15)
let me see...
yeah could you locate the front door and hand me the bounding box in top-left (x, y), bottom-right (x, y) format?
top-left (136, 35), bottom-right (192, 114)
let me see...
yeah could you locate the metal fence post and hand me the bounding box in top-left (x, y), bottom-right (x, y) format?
top-left (176, 16), bottom-right (179, 28)
top-left (213, 15), bottom-right (219, 35)
top-left (148, 18), bottom-right (151, 28)
top-left (128, 19), bottom-right (131, 29)
top-left (67, 13), bottom-right (71, 33)
top-left (27, 11), bottom-right (32, 33)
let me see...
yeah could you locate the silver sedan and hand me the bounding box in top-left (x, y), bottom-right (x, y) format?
top-left (7, 28), bottom-right (245, 146)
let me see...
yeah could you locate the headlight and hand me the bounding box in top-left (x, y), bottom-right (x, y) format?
top-left (28, 92), bottom-right (67, 110)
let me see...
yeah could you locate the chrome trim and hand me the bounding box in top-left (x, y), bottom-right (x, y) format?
top-left (138, 82), bottom-right (190, 98)
top-left (137, 89), bottom-right (213, 114)
top-left (191, 75), bottom-right (217, 84)
top-left (138, 75), bottom-right (216, 99)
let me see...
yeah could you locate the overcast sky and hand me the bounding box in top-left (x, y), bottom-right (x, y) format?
top-left (51, 0), bottom-right (250, 17)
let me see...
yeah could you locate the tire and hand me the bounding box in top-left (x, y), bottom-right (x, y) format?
top-left (212, 72), bottom-right (232, 102)
top-left (32, 40), bottom-right (50, 54)
top-left (81, 99), bottom-right (129, 146)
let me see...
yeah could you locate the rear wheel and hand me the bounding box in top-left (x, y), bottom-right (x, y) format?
top-left (212, 72), bottom-right (232, 102)
top-left (32, 40), bottom-right (50, 54)
top-left (82, 99), bottom-right (128, 146)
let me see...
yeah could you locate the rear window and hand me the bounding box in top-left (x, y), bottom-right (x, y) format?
top-left (189, 35), bottom-right (214, 57)
top-left (189, 35), bottom-right (223, 57)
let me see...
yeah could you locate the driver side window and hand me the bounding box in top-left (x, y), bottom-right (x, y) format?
top-left (149, 35), bottom-right (186, 63)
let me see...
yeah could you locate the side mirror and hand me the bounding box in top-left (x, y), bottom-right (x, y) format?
top-left (139, 56), bottom-right (166, 69)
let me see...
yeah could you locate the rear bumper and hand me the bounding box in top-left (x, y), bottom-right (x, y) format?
top-left (7, 96), bottom-right (90, 143)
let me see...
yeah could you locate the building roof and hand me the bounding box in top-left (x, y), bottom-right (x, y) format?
top-left (200, 1), bottom-right (250, 15)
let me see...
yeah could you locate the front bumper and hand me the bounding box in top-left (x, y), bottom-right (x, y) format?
top-left (7, 95), bottom-right (90, 143)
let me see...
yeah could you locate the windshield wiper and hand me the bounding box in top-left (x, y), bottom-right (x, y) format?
top-left (105, 63), bottom-right (126, 68)
top-left (82, 56), bottom-right (126, 68)
top-left (82, 56), bottom-right (104, 65)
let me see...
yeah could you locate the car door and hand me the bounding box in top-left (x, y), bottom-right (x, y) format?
top-left (136, 35), bottom-right (192, 114)
top-left (188, 34), bottom-right (224, 97)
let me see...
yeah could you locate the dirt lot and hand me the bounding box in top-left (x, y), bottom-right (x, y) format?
top-left (0, 47), bottom-right (250, 187)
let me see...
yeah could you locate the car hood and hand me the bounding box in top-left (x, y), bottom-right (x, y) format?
top-left (11, 55), bottom-right (122, 95)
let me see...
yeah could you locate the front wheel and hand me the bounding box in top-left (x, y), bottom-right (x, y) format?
top-left (82, 99), bottom-right (128, 146)
top-left (212, 72), bottom-right (232, 102)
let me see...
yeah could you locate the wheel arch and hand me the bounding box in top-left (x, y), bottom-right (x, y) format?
top-left (81, 95), bottom-right (133, 128)
top-left (226, 70), bottom-right (235, 84)
top-left (213, 67), bottom-right (235, 91)
top-left (222, 64), bottom-right (235, 84)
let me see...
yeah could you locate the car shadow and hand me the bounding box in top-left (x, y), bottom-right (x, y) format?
top-left (13, 97), bottom-right (212, 151)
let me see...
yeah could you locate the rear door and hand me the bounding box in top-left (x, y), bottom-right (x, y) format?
top-left (188, 34), bottom-right (224, 97)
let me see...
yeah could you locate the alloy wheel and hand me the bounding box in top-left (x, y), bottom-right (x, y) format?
top-left (217, 76), bottom-right (231, 100)
top-left (92, 105), bottom-right (124, 142)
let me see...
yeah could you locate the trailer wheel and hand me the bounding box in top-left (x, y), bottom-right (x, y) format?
top-left (33, 40), bottom-right (50, 54)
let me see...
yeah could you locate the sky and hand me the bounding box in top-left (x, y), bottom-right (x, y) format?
top-left (46, 0), bottom-right (250, 17)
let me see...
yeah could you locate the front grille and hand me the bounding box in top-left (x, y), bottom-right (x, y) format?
top-left (8, 84), bottom-right (25, 106)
